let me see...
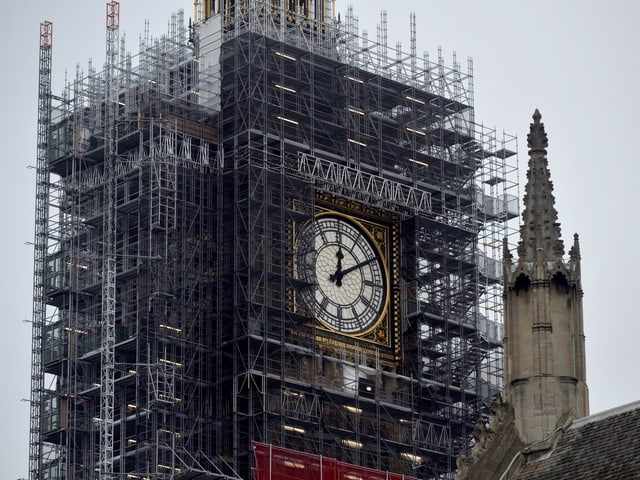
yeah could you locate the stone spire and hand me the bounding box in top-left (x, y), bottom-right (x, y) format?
top-left (517, 109), bottom-right (564, 261)
top-left (502, 110), bottom-right (588, 447)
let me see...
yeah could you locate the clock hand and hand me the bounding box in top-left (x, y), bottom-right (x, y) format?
top-left (335, 248), bottom-right (344, 269)
top-left (340, 257), bottom-right (376, 277)
top-left (329, 247), bottom-right (345, 286)
top-left (330, 256), bottom-right (376, 286)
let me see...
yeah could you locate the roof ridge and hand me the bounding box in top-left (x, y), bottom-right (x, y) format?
top-left (570, 399), bottom-right (640, 429)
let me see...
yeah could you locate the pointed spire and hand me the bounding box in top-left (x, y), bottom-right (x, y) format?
top-left (569, 233), bottom-right (581, 262)
top-left (527, 108), bottom-right (548, 153)
top-left (517, 110), bottom-right (564, 262)
top-left (503, 236), bottom-right (512, 265)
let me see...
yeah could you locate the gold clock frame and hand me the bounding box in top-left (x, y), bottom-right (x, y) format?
top-left (293, 191), bottom-right (401, 361)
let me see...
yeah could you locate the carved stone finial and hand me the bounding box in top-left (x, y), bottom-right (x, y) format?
top-left (503, 237), bottom-right (512, 265)
top-left (456, 452), bottom-right (470, 479)
top-left (532, 108), bottom-right (541, 122)
top-left (527, 108), bottom-right (548, 152)
top-left (489, 393), bottom-right (507, 427)
top-left (472, 419), bottom-right (492, 452)
top-left (569, 233), bottom-right (581, 261)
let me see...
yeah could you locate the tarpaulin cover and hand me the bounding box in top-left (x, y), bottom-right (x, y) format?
top-left (252, 442), bottom-right (419, 480)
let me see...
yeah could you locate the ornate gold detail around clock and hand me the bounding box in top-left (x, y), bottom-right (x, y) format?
top-left (292, 193), bottom-right (400, 360)
top-left (296, 212), bottom-right (390, 337)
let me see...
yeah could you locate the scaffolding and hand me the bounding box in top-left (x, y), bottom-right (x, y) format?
top-left (30, 2), bottom-right (518, 479)
top-left (30, 19), bottom-right (53, 480)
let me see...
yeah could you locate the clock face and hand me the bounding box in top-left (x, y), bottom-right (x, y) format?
top-left (296, 214), bottom-right (388, 334)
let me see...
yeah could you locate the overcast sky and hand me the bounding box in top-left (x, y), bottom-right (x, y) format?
top-left (1, 1), bottom-right (639, 479)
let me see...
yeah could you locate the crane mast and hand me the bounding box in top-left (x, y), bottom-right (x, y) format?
top-left (29, 20), bottom-right (53, 480)
top-left (100, 2), bottom-right (119, 479)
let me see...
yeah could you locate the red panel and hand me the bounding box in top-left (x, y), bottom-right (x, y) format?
top-left (106, 1), bottom-right (120, 29)
top-left (252, 442), bottom-right (419, 480)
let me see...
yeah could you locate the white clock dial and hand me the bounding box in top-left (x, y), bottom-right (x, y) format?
top-left (296, 214), bottom-right (388, 334)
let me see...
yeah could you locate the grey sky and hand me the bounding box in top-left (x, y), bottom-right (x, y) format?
top-left (1, 1), bottom-right (638, 478)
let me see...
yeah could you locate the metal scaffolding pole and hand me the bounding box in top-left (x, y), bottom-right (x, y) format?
top-left (100, 2), bottom-right (119, 479)
top-left (29, 19), bottom-right (53, 480)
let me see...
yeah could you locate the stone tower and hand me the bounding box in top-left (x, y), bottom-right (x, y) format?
top-left (502, 109), bottom-right (589, 445)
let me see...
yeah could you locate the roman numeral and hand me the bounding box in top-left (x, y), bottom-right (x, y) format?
top-left (320, 296), bottom-right (329, 310)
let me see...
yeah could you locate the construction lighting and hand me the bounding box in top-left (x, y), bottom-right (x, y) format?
top-left (158, 464), bottom-right (181, 473)
top-left (128, 369), bottom-right (137, 375)
top-left (344, 475), bottom-right (364, 480)
top-left (276, 115), bottom-right (300, 126)
top-left (274, 83), bottom-right (297, 93)
top-left (284, 389), bottom-right (302, 397)
top-left (342, 439), bottom-right (363, 449)
top-left (159, 324), bottom-right (182, 334)
top-left (406, 127), bottom-right (427, 136)
top-left (347, 138), bottom-right (367, 147)
top-left (405, 95), bottom-right (426, 105)
top-left (127, 439), bottom-right (137, 445)
top-left (347, 107), bottom-right (365, 116)
top-left (274, 51), bottom-right (297, 61)
top-left (283, 425), bottom-right (306, 434)
top-left (159, 358), bottom-right (182, 367)
top-left (283, 460), bottom-right (306, 469)
top-left (66, 260), bottom-right (89, 270)
top-left (345, 75), bottom-right (365, 84)
top-left (343, 405), bottom-right (362, 414)
top-left (409, 158), bottom-right (430, 168)
top-left (401, 452), bottom-right (423, 463)
top-left (64, 326), bottom-right (88, 335)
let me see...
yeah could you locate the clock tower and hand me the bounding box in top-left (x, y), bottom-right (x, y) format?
top-left (31, 2), bottom-right (519, 480)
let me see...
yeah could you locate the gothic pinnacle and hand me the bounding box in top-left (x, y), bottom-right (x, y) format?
top-left (527, 108), bottom-right (548, 153)
top-left (517, 109), bottom-right (564, 262)
top-left (570, 233), bottom-right (581, 262)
